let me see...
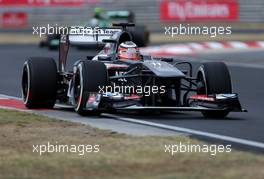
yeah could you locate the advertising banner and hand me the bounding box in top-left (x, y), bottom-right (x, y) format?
top-left (160, 0), bottom-right (238, 21)
top-left (0, 0), bottom-right (83, 6)
top-left (0, 12), bottom-right (27, 28)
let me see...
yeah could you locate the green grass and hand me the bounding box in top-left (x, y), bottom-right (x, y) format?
top-left (0, 109), bottom-right (263, 179)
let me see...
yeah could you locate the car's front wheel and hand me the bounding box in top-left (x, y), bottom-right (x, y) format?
top-left (196, 62), bottom-right (232, 118)
top-left (73, 61), bottom-right (108, 115)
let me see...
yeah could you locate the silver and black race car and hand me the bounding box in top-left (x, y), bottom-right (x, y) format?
top-left (22, 23), bottom-right (246, 118)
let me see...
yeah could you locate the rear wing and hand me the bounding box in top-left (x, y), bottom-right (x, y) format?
top-left (106, 10), bottom-right (134, 22)
top-left (68, 26), bottom-right (122, 45)
top-left (58, 26), bottom-right (121, 72)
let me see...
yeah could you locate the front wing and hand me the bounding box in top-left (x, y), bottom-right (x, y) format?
top-left (84, 93), bottom-right (246, 113)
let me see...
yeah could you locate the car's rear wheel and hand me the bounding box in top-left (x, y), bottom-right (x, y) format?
top-left (73, 61), bottom-right (108, 115)
top-left (196, 62), bottom-right (232, 118)
top-left (22, 57), bottom-right (57, 108)
top-left (39, 40), bottom-right (47, 47)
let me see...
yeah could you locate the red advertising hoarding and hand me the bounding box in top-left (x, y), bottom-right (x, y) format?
top-left (160, 0), bottom-right (238, 21)
top-left (0, 0), bottom-right (83, 6)
top-left (0, 12), bottom-right (27, 28)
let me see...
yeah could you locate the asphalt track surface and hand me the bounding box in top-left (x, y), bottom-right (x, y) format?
top-left (1, 44), bottom-right (264, 150)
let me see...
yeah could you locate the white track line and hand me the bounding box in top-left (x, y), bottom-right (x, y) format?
top-left (0, 94), bottom-right (21, 100)
top-left (1, 95), bottom-right (264, 149)
top-left (104, 114), bottom-right (264, 149)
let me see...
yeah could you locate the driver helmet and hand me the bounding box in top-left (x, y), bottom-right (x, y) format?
top-left (118, 41), bottom-right (140, 61)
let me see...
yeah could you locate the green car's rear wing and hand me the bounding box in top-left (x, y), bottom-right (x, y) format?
top-left (106, 10), bottom-right (134, 22)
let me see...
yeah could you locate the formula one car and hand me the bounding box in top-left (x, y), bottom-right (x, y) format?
top-left (39, 9), bottom-right (149, 50)
top-left (22, 23), bottom-right (245, 118)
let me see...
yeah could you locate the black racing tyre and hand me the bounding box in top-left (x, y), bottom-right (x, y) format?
top-left (128, 26), bottom-right (149, 47)
top-left (196, 62), bottom-right (232, 118)
top-left (22, 57), bottom-right (57, 109)
top-left (39, 40), bottom-right (47, 47)
top-left (73, 61), bottom-right (108, 115)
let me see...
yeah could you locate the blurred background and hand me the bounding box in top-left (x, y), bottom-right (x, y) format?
top-left (0, 0), bottom-right (263, 42)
